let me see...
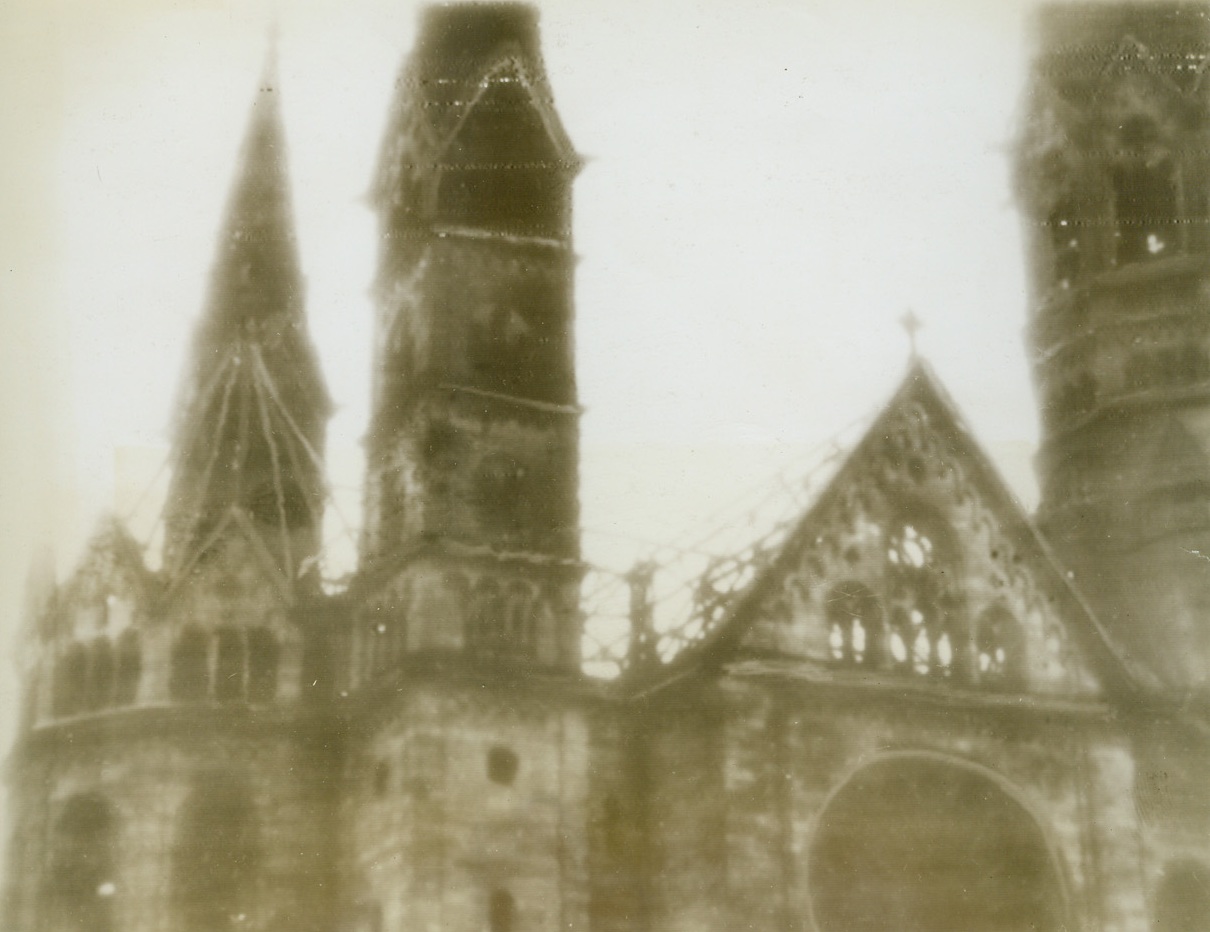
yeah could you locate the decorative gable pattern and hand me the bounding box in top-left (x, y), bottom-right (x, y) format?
top-left (722, 366), bottom-right (1113, 701)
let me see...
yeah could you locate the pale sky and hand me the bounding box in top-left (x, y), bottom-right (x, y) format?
top-left (0, 0), bottom-right (1042, 706)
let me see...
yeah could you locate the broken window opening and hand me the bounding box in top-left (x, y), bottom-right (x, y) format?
top-left (911, 621), bottom-right (931, 676)
top-left (1112, 159), bottom-right (1179, 266)
top-left (885, 511), bottom-right (961, 679)
top-left (824, 581), bottom-right (882, 666)
top-left (976, 605), bottom-right (1025, 688)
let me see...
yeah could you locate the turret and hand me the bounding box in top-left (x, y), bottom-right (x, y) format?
top-left (1017, 2), bottom-right (1210, 694)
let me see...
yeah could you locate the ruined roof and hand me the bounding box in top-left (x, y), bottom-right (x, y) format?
top-left (370, 2), bottom-right (579, 213)
top-left (617, 361), bottom-right (1155, 704)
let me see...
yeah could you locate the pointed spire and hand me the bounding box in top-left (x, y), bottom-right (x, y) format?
top-left (165, 53), bottom-right (330, 578)
top-left (203, 44), bottom-right (298, 340)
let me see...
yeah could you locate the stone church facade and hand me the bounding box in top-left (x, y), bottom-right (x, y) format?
top-left (5, 3), bottom-right (1210, 932)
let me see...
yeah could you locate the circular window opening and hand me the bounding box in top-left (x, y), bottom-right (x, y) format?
top-left (487, 746), bottom-right (519, 785)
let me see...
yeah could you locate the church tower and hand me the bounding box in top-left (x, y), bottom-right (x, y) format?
top-left (1018, 3), bottom-right (1210, 696)
top-left (359, 2), bottom-right (582, 669)
top-left (164, 54), bottom-right (331, 584)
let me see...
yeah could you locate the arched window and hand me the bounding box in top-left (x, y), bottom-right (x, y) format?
top-left (503, 583), bottom-right (536, 656)
top-left (114, 630), bottom-right (141, 706)
top-left (810, 758), bottom-right (1065, 932)
top-left (1155, 860), bottom-right (1210, 932)
top-left (825, 581), bottom-right (882, 665)
top-left (213, 627), bottom-right (246, 703)
top-left (54, 643), bottom-right (88, 717)
top-left (45, 794), bottom-right (116, 932)
top-left (170, 626), bottom-right (210, 702)
top-left (976, 605), bottom-right (1025, 688)
top-left (174, 776), bottom-right (259, 932)
top-left (476, 453), bottom-right (528, 537)
top-left (87, 638), bottom-right (114, 710)
top-left (246, 628), bottom-right (279, 704)
top-left (489, 889), bottom-right (516, 932)
top-left (885, 510), bottom-right (961, 678)
top-left (469, 579), bottom-right (505, 654)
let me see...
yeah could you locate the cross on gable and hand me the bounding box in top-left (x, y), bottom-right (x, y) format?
top-left (900, 309), bottom-right (923, 359)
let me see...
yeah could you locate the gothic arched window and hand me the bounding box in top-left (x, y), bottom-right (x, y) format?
top-left (170, 626), bottom-right (210, 702)
top-left (45, 794), bottom-right (116, 932)
top-left (825, 581), bottom-right (882, 666)
top-left (174, 776), bottom-right (259, 932)
top-left (976, 605), bottom-right (1025, 687)
top-left (503, 583), bottom-right (536, 656)
top-left (54, 643), bottom-right (88, 717)
top-left (885, 510), bottom-right (961, 678)
top-left (469, 578), bottom-right (505, 654)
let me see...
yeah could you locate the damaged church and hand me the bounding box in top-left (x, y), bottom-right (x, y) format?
top-left (5, 3), bottom-right (1210, 931)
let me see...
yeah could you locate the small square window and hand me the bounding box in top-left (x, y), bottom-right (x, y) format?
top-left (487, 746), bottom-right (519, 785)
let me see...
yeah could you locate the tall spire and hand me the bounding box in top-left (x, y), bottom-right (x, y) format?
top-left (164, 53), bottom-right (330, 581)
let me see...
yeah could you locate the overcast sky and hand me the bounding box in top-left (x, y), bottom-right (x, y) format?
top-left (0, 0), bottom-right (1043, 697)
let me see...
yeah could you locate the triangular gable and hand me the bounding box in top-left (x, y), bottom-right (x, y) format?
top-left (438, 57), bottom-right (576, 169)
top-left (165, 505), bottom-right (295, 610)
top-left (662, 362), bottom-right (1147, 704)
top-left (48, 517), bottom-right (152, 642)
top-left (372, 45), bottom-right (578, 211)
